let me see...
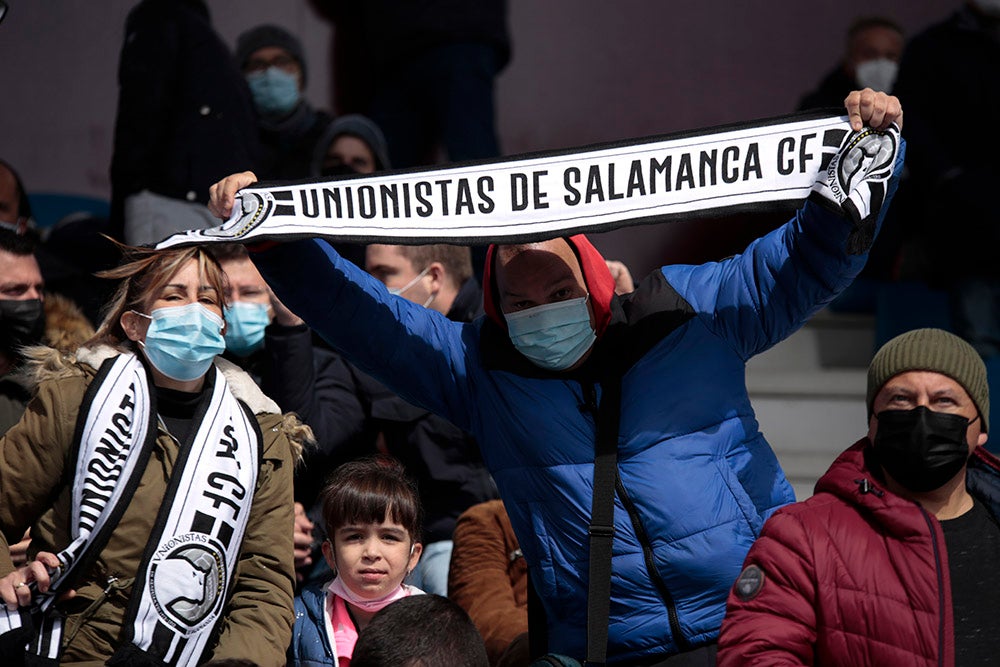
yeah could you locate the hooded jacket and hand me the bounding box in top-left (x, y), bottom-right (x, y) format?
top-left (718, 440), bottom-right (1000, 666)
top-left (252, 149), bottom-right (903, 663)
top-left (289, 585), bottom-right (339, 667)
top-left (289, 582), bottom-right (424, 666)
top-left (0, 345), bottom-right (307, 666)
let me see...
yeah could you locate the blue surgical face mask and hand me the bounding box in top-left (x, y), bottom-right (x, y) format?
top-left (224, 301), bottom-right (271, 357)
top-left (505, 295), bottom-right (596, 371)
top-left (134, 303), bottom-right (226, 382)
top-left (246, 67), bottom-right (301, 117)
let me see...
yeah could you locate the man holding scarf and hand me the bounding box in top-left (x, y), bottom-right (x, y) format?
top-left (205, 89), bottom-right (902, 665)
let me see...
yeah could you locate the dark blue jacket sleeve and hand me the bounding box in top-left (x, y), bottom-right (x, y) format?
top-left (261, 324), bottom-right (376, 504)
top-left (261, 324), bottom-right (368, 450)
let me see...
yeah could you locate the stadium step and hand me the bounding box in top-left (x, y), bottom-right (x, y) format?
top-left (747, 309), bottom-right (875, 500)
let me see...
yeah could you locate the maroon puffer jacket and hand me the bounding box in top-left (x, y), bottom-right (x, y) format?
top-left (718, 439), bottom-right (1000, 666)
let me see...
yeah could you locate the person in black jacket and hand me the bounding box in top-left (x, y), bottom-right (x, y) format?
top-left (312, 0), bottom-right (509, 168)
top-left (798, 17), bottom-right (903, 111)
top-left (109, 0), bottom-right (259, 245)
top-left (891, 1), bottom-right (1000, 359)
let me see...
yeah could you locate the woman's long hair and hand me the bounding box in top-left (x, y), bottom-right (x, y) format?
top-left (85, 244), bottom-right (228, 349)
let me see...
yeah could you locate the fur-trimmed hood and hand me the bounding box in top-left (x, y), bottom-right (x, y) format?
top-left (23, 344), bottom-right (313, 457)
top-left (43, 293), bottom-right (95, 354)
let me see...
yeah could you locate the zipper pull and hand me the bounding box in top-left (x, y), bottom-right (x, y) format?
top-left (579, 382), bottom-right (599, 416)
top-left (855, 478), bottom-right (884, 497)
top-left (102, 576), bottom-right (120, 596)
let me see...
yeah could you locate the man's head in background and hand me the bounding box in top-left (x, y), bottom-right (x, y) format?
top-left (845, 17), bottom-right (904, 92)
top-left (236, 24), bottom-right (307, 120)
top-left (312, 115), bottom-right (391, 177)
top-left (0, 229), bottom-right (44, 373)
top-left (351, 595), bottom-right (488, 667)
top-left (0, 159), bottom-right (33, 235)
top-left (365, 244), bottom-right (472, 317)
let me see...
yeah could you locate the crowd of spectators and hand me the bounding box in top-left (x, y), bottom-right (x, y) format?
top-left (1, 1), bottom-right (998, 666)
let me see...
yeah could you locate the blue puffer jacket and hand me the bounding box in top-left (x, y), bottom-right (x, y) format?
top-left (256, 148), bottom-right (903, 665)
top-left (288, 585), bottom-right (336, 667)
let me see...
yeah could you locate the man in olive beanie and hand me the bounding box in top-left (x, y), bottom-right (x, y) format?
top-left (719, 327), bottom-right (1000, 665)
top-left (867, 327), bottom-right (989, 432)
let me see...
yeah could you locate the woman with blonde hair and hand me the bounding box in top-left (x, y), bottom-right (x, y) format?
top-left (0, 245), bottom-right (308, 667)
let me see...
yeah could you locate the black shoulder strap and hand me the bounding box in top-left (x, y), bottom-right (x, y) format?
top-left (585, 375), bottom-right (622, 667)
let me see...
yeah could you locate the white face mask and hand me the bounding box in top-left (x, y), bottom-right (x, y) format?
top-left (387, 266), bottom-right (435, 308)
top-left (855, 58), bottom-right (898, 93)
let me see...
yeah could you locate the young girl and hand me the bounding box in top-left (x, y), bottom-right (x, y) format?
top-left (290, 457), bottom-right (424, 666)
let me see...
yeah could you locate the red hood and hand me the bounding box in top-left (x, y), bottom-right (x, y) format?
top-left (482, 234), bottom-right (615, 336)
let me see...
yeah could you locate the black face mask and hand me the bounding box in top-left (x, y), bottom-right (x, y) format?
top-left (0, 298), bottom-right (45, 359)
top-left (872, 406), bottom-right (975, 493)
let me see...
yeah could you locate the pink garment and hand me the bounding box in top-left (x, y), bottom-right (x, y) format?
top-left (327, 592), bottom-right (359, 666)
top-left (323, 580), bottom-right (423, 665)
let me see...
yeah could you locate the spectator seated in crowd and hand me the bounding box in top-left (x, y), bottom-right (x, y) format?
top-left (0, 245), bottom-right (305, 665)
top-left (719, 328), bottom-right (999, 666)
top-left (0, 228), bottom-right (94, 435)
top-left (236, 24), bottom-right (334, 181)
top-left (311, 114), bottom-right (391, 178)
top-left (289, 457), bottom-right (424, 666)
top-left (798, 16), bottom-right (903, 110)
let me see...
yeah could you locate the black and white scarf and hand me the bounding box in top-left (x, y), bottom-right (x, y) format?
top-left (155, 113), bottom-right (899, 253)
top-left (0, 352), bottom-right (260, 667)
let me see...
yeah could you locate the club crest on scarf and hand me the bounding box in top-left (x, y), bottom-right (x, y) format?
top-left (837, 128), bottom-right (897, 193)
top-left (817, 124), bottom-right (899, 223)
top-left (149, 535), bottom-right (227, 634)
top-left (204, 190), bottom-right (271, 240)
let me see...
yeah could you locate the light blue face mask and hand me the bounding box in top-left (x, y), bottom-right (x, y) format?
top-left (224, 301), bottom-right (271, 357)
top-left (505, 295), bottom-right (596, 371)
top-left (135, 303), bottom-right (226, 382)
top-left (246, 67), bottom-right (301, 117)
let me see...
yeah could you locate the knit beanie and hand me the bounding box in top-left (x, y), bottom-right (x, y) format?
top-left (867, 328), bottom-right (989, 432)
top-left (310, 114), bottom-right (392, 176)
top-left (235, 24), bottom-right (307, 87)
